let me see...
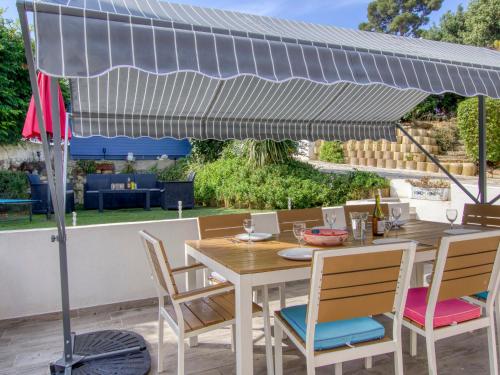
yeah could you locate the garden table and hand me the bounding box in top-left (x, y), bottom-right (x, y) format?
top-left (97, 189), bottom-right (151, 213)
top-left (185, 219), bottom-right (488, 375)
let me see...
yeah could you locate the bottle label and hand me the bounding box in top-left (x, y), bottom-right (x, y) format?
top-left (377, 220), bottom-right (385, 235)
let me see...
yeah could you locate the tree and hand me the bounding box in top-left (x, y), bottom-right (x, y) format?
top-left (423, 0), bottom-right (500, 49)
top-left (359, 0), bottom-right (444, 37)
top-left (0, 9), bottom-right (31, 144)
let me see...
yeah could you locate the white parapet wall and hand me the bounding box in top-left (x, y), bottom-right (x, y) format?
top-left (1, 208), bottom-right (350, 321)
top-left (390, 179), bottom-right (500, 222)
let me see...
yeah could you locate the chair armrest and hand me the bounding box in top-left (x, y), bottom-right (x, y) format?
top-left (171, 263), bottom-right (206, 274)
top-left (171, 282), bottom-right (234, 303)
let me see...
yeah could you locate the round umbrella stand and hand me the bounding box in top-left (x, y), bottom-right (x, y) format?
top-left (50, 330), bottom-right (151, 375)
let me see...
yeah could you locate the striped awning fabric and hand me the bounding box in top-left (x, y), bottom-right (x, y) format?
top-left (23, 0), bottom-right (500, 141)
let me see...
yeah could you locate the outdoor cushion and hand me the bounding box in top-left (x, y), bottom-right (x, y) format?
top-left (280, 304), bottom-right (385, 351)
top-left (476, 291), bottom-right (488, 300)
top-left (404, 287), bottom-right (481, 328)
top-left (135, 174), bottom-right (157, 189)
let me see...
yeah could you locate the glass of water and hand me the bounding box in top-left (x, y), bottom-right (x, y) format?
top-left (325, 212), bottom-right (336, 229)
top-left (293, 222), bottom-right (307, 248)
top-left (243, 218), bottom-right (255, 244)
top-left (446, 209), bottom-right (458, 229)
top-left (350, 212), bottom-right (367, 241)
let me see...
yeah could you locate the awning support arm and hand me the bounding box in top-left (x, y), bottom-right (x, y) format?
top-left (395, 124), bottom-right (480, 204)
top-left (478, 95), bottom-right (487, 204)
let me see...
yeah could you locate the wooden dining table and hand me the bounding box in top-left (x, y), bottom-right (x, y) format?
top-left (184, 219), bottom-right (485, 375)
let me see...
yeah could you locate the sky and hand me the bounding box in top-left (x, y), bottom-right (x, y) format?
top-left (4, 0), bottom-right (466, 29)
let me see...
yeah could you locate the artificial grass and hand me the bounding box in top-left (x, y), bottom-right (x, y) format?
top-left (0, 206), bottom-right (260, 231)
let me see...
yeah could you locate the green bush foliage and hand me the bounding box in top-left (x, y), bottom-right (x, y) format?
top-left (75, 160), bottom-right (97, 174)
top-left (191, 155), bottom-right (389, 209)
top-left (155, 158), bottom-right (190, 181)
top-left (434, 125), bottom-right (459, 153)
top-left (318, 141), bottom-right (345, 163)
top-left (190, 140), bottom-right (231, 163)
top-left (243, 140), bottom-right (298, 166)
top-left (457, 97), bottom-right (500, 164)
top-left (0, 170), bottom-right (29, 198)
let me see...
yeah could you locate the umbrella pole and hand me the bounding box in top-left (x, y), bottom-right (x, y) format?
top-left (17, 5), bottom-right (75, 370)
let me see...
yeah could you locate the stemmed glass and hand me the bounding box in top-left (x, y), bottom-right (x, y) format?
top-left (325, 212), bottom-right (336, 229)
top-left (392, 207), bottom-right (402, 227)
top-left (446, 209), bottom-right (458, 229)
top-left (384, 216), bottom-right (394, 237)
top-left (293, 222), bottom-right (306, 248)
top-left (243, 218), bottom-right (255, 245)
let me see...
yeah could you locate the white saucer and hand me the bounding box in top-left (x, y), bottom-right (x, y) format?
top-left (443, 228), bottom-right (481, 235)
top-left (277, 247), bottom-right (317, 261)
top-left (235, 233), bottom-right (273, 241)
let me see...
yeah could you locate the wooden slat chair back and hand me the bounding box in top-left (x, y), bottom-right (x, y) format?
top-left (139, 230), bottom-right (178, 298)
top-left (198, 213), bottom-right (251, 239)
top-left (429, 232), bottom-right (500, 303)
top-left (462, 204), bottom-right (500, 227)
top-left (276, 207), bottom-right (324, 233)
top-left (343, 204), bottom-right (389, 228)
top-left (317, 249), bottom-right (407, 323)
top-left (274, 242), bottom-right (416, 375)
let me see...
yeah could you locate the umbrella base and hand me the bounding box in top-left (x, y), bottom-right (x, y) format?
top-left (50, 330), bottom-right (151, 375)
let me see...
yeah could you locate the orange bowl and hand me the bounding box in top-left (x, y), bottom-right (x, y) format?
top-left (303, 228), bottom-right (348, 247)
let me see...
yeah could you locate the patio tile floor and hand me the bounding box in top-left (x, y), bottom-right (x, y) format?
top-left (0, 281), bottom-right (496, 374)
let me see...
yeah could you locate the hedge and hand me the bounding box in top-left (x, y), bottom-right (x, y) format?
top-left (189, 156), bottom-right (389, 209)
top-left (457, 97), bottom-right (500, 164)
top-left (318, 141), bottom-right (345, 163)
top-left (0, 170), bottom-right (29, 198)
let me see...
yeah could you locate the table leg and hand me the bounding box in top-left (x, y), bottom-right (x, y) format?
top-left (235, 280), bottom-right (254, 375)
top-left (145, 192), bottom-right (151, 211)
top-left (185, 249), bottom-right (198, 347)
top-left (98, 192), bottom-right (104, 213)
top-left (29, 204), bottom-right (32, 223)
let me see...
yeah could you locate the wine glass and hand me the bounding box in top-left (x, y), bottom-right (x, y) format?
top-left (243, 218), bottom-right (255, 244)
top-left (384, 216), bottom-right (394, 237)
top-left (446, 209), bottom-right (458, 229)
top-left (392, 207), bottom-right (402, 228)
top-left (325, 212), bottom-right (336, 229)
top-left (293, 222), bottom-right (306, 248)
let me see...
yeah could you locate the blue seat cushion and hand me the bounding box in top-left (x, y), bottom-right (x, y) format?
top-left (280, 304), bottom-right (385, 351)
top-left (476, 291), bottom-right (488, 300)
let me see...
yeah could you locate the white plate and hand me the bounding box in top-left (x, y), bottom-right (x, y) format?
top-left (443, 228), bottom-right (481, 235)
top-left (235, 232), bottom-right (273, 242)
top-left (372, 238), bottom-right (418, 245)
top-left (313, 226), bottom-right (348, 231)
top-left (277, 247), bottom-right (317, 261)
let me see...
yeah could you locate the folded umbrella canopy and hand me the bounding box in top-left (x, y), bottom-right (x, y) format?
top-left (23, 72), bottom-right (70, 140)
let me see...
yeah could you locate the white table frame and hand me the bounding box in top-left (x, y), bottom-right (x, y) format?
top-left (184, 243), bottom-right (435, 375)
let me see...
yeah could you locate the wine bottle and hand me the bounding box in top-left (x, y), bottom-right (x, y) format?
top-left (372, 189), bottom-right (385, 236)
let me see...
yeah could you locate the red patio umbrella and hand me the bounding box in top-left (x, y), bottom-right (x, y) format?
top-left (22, 72), bottom-right (70, 140)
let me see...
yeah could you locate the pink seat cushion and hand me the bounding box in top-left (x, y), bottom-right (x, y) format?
top-left (404, 287), bottom-right (481, 328)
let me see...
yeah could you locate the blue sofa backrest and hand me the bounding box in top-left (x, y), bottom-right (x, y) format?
top-left (135, 174), bottom-right (157, 189)
top-left (85, 174), bottom-right (111, 191)
top-left (27, 174), bottom-right (41, 185)
top-left (109, 174), bottom-right (134, 184)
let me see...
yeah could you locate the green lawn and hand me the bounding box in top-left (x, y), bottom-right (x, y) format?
top-left (0, 207), bottom-right (261, 231)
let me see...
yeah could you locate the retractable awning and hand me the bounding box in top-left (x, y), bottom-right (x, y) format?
top-left (24, 0), bottom-right (500, 142)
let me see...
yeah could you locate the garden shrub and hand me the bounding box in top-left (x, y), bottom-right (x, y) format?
top-left (434, 125), bottom-right (459, 153)
top-left (457, 97), bottom-right (500, 164)
top-left (0, 170), bottom-right (29, 198)
top-left (318, 141), bottom-right (345, 163)
top-left (191, 155), bottom-right (389, 209)
top-left (75, 160), bottom-right (97, 174)
top-left (155, 158), bottom-right (190, 181)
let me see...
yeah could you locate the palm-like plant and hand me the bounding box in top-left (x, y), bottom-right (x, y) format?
top-left (244, 139), bottom-right (298, 166)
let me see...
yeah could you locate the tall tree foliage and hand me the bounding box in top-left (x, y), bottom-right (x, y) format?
top-left (359, 0), bottom-right (443, 37)
top-left (0, 9), bottom-right (31, 144)
top-left (424, 0), bottom-right (500, 49)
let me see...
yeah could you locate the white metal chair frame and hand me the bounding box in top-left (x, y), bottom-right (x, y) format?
top-left (403, 230), bottom-right (500, 375)
top-left (139, 230), bottom-right (273, 374)
top-left (274, 242), bottom-right (417, 375)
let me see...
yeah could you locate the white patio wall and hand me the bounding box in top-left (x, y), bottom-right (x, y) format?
top-left (1, 208), bottom-right (346, 320)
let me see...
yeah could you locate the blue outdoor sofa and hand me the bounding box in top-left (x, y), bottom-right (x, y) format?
top-left (27, 174), bottom-right (75, 215)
